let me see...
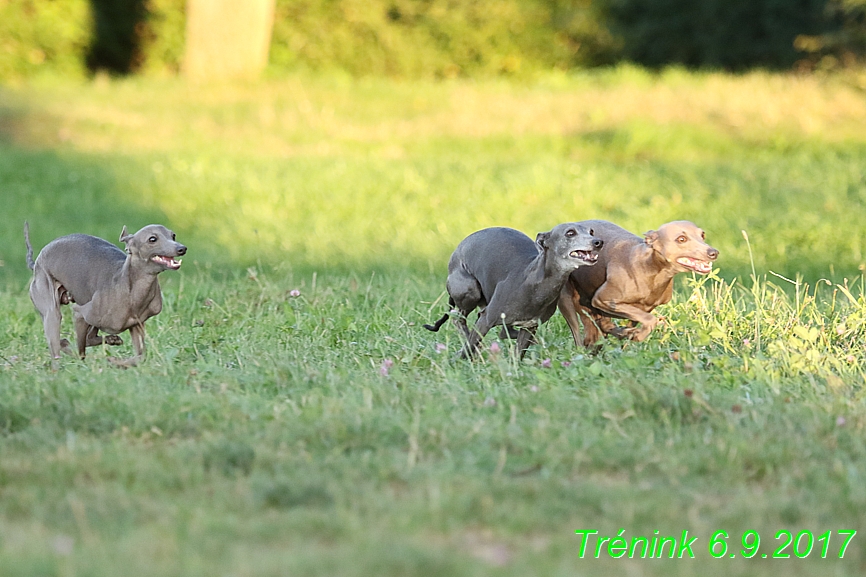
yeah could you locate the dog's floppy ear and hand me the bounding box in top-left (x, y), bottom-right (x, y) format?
top-left (536, 231), bottom-right (551, 250)
top-left (644, 230), bottom-right (659, 246)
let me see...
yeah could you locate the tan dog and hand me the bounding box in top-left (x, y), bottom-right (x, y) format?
top-left (558, 220), bottom-right (718, 348)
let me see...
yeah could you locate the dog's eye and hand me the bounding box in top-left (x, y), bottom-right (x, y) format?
top-left (677, 235), bottom-right (687, 243)
top-left (172, 233), bottom-right (176, 241)
top-left (589, 229), bottom-right (594, 236)
top-left (565, 229), bottom-right (576, 237)
top-left (701, 231), bottom-right (705, 240)
top-left (149, 236), bottom-right (157, 243)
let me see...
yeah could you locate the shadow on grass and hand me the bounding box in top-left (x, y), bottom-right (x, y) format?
top-left (2, 101), bottom-right (865, 290)
top-left (0, 145), bottom-right (168, 287)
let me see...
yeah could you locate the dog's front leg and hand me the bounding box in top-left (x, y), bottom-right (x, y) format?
top-left (515, 327), bottom-right (537, 359)
top-left (591, 300), bottom-right (657, 341)
top-left (108, 323), bottom-right (146, 368)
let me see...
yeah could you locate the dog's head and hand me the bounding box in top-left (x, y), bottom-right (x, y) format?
top-left (644, 221), bottom-right (718, 274)
top-left (120, 224), bottom-right (187, 272)
top-left (536, 222), bottom-right (603, 269)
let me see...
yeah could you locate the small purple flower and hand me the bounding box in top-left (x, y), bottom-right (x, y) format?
top-left (289, 289), bottom-right (301, 298)
top-left (541, 358), bottom-right (552, 368)
top-left (529, 385), bottom-right (539, 393)
top-left (379, 358), bottom-right (394, 376)
top-left (435, 343), bottom-right (447, 354)
top-left (561, 361), bottom-right (571, 368)
top-left (743, 338), bottom-right (750, 346)
top-left (489, 342), bottom-right (501, 354)
top-left (836, 416), bottom-right (847, 427)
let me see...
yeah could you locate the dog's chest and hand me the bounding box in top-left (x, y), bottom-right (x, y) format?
top-left (85, 284), bottom-right (163, 333)
top-left (127, 285), bottom-right (163, 321)
top-left (633, 280), bottom-right (673, 310)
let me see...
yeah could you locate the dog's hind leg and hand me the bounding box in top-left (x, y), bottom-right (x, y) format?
top-left (29, 274), bottom-right (67, 360)
top-left (73, 312), bottom-right (93, 359)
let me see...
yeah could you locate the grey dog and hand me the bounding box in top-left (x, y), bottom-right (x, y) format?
top-left (25, 222), bottom-right (187, 367)
top-left (425, 223), bottom-right (602, 358)
top-left (558, 220), bottom-right (718, 348)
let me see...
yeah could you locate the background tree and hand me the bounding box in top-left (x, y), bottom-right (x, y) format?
top-left (183, 0), bottom-right (275, 80)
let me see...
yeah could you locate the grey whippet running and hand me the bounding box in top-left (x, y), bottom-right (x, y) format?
top-left (424, 223), bottom-right (603, 358)
top-left (557, 220), bottom-right (718, 348)
top-left (25, 222), bottom-right (187, 367)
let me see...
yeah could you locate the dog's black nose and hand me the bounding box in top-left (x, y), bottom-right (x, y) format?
top-left (707, 247), bottom-right (719, 260)
top-left (592, 239), bottom-right (604, 250)
top-left (177, 244), bottom-right (187, 256)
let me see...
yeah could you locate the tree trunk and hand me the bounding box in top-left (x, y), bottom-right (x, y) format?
top-left (183, 0), bottom-right (275, 80)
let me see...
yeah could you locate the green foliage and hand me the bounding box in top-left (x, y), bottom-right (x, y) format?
top-left (0, 0), bottom-right (184, 81)
top-left (797, 0), bottom-right (866, 68)
top-left (269, 0), bottom-right (616, 77)
top-left (607, 0), bottom-right (835, 70)
top-left (547, 0), bottom-right (622, 67)
top-left (138, 0), bottom-right (186, 75)
top-left (2, 0), bottom-right (865, 80)
top-left (0, 0), bottom-right (92, 81)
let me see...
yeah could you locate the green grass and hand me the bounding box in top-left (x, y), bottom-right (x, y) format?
top-left (2, 68), bottom-right (866, 575)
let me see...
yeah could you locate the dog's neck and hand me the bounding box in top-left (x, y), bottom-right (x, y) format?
top-left (121, 256), bottom-right (163, 301)
top-left (527, 249), bottom-right (574, 296)
top-left (639, 244), bottom-right (680, 286)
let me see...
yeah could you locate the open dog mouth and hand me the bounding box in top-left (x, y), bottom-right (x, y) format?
top-left (677, 257), bottom-right (712, 274)
top-left (152, 255), bottom-right (182, 270)
top-left (570, 250), bottom-right (598, 264)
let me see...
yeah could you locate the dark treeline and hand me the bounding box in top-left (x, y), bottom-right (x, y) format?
top-left (1, 0), bottom-right (864, 80)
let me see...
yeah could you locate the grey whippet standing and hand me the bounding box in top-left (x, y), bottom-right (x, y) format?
top-left (557, 220), bottom-right (718, 348)
top-left (424, 223), bottom-right (603, 358)
top-left (25, 222), bottom-right (187, 367)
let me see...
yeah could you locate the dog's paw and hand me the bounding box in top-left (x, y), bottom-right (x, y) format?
top-left (608, 326), bottom-right (631, 340)
top-left (59, 339), bottom-right (77, 356)
top-left (107, 356), bottom-right (133, 369)
top-left (629, 326), bottom-right (653, 342)
top-left (104, 335), bottom-right (123, 346)
top-left (108, 354), bottom-right (143, 368)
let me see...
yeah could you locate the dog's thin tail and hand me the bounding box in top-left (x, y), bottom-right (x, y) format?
top-left (423, 297), bottom-right (455, 332)
top-left (24, 221), bottom-right (35, 271)
top-left (423, 312), bottom-right (449, 332)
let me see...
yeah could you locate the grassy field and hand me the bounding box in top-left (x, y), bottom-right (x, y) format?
top-left (2, 67), bottom-right (866, 576)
